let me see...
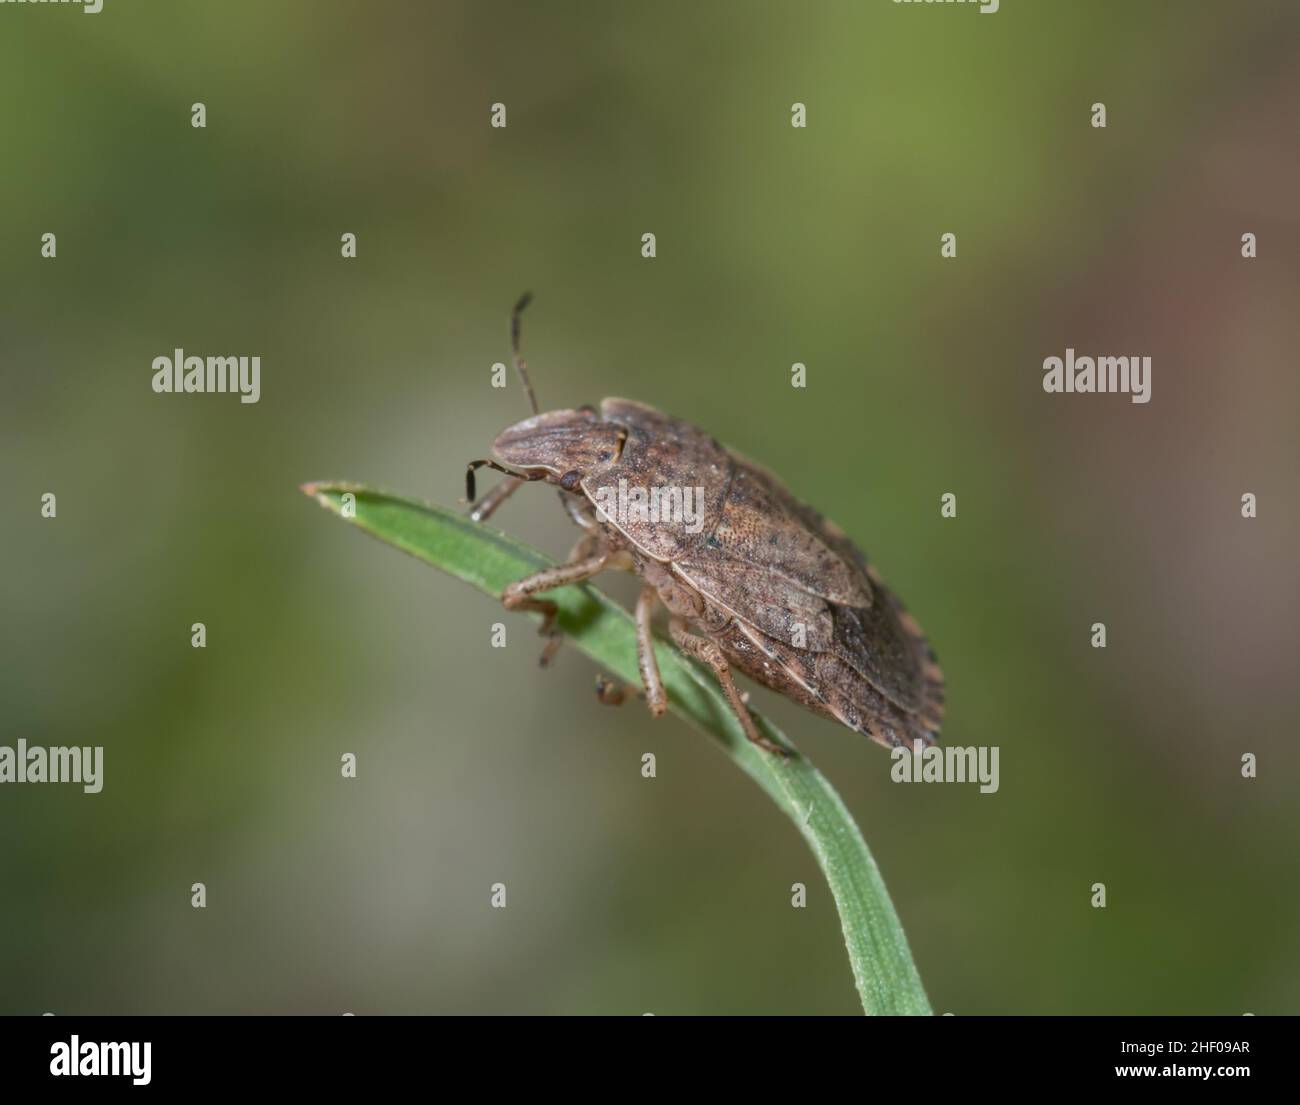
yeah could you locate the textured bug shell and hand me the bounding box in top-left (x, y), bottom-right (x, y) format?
top-left (577, 399), bottom-right (731, 561)
top-left (576, 398), bottom-right (944, 749)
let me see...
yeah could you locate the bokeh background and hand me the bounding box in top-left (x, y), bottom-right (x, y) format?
top-left (2, 0), bottom-right (1298, 1015)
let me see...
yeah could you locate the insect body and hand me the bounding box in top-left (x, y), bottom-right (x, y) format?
top-left (467, 296), bottom-right (944, 755)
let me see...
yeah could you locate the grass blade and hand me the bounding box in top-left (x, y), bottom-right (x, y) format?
top-left (301, 481), bottom-right (932, 1015)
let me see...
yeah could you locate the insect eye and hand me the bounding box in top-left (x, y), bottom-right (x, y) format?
top-left (559, 469), bottom-right (583, 491)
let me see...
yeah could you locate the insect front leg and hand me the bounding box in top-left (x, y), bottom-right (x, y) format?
top-left (469, 476), bottom-right (523, 523)
top-left (668, 617), bottom-right (788, 758)
top-left (560, 490), bottom-right (598, 531)
top-left (502, 538), bottom-right (608, 667)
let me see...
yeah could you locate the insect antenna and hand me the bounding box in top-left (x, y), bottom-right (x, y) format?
top-left (510, 291), bottom-right (540, 415)
top-left (465, 294), bottom-right (540, 521)
top-left (465, 458), bottom-right (543, 504)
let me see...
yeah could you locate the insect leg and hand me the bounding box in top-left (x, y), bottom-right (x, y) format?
top-left (560, 490), bottom-right (598, 531)
top-left (502, 545), bottom-right (609, 668)
top-left (528, 532), bottom-right (603, 666)
top-left (509, 291), bottom-right (540, 416)
top-left (594, 673), bottom-right (627, 706)
top-left (635, 585), bottom-right (667, 718)
top-left (668, 617), bottom-right (788, 758)
top-left (469, 476), bottom-right (523, 523)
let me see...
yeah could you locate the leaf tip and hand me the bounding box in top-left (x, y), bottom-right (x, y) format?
top-left (300, 481), bottom-right (342, 508)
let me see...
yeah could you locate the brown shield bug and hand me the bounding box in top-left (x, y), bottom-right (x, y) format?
top-left (465, 294), bottom-right (944, 756)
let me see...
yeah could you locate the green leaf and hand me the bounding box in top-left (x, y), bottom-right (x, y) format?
top-left (301, 481), bottom-right (932, 1015)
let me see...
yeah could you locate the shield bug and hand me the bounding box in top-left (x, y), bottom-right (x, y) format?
top-left (465, 294), bottom-right (945, 756)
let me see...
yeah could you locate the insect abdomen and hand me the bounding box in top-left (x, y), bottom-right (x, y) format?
top-left (715, 606), bottom-right (942, 750)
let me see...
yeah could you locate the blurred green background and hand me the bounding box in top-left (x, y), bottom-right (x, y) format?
top-left (2, 1), bottom-right (1298, 1015)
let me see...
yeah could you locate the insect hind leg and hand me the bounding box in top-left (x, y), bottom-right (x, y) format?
top-left (668, 617), bottom-right (788, 758)
top-left (635, 585), bottom-right (667, 718)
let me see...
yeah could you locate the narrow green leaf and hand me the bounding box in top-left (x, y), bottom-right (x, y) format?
top-left (301, 481), bottom-right (932, 1015)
